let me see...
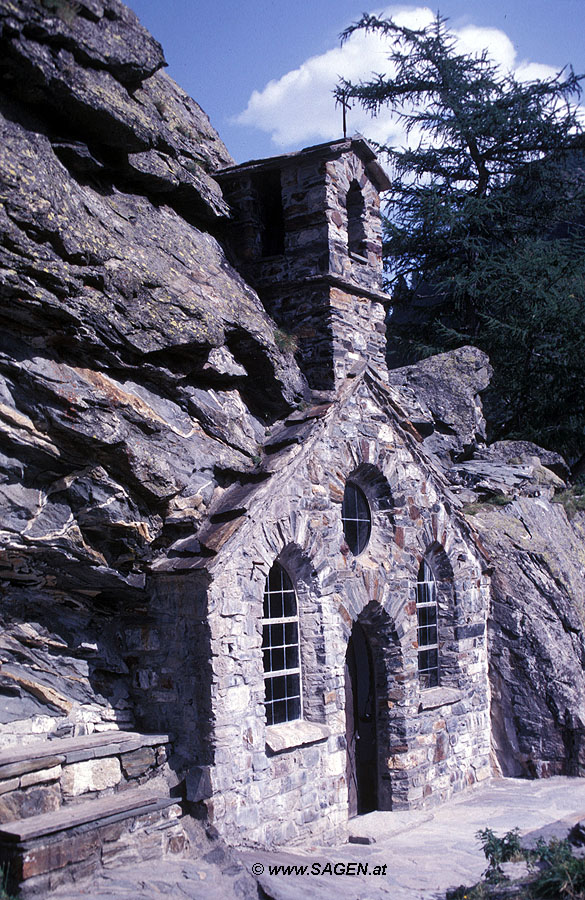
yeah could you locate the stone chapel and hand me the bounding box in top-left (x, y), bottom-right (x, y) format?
top-left (146, 137), bottom-right (492, 846)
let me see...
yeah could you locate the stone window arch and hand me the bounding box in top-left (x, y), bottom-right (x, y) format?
top-left (346, 179), bottom-right (367, 258)
top-left (262, 561), bottom-right (301, 724)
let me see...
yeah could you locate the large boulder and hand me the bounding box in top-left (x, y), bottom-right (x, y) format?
top-left (387, 346), bottom-right (492, 462)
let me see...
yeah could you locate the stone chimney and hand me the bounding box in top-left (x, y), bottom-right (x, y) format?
top-left (216, 138), bottom-right (391, 391)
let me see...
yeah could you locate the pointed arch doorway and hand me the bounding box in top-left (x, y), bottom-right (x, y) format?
top-left (345, 621), bottom-right (377, 817)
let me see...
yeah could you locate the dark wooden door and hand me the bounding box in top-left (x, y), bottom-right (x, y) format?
top-left (345, 623), bottom-right (377, 816)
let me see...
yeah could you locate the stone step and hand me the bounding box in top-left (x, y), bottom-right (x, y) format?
top-left (0, 732), bottom-right (175, 827)
top-left (0, 731), bottom-right (172, 777)
top-left (0, 786), bottom-right (186, 897)
top-left (0, 787), bottom-right (174, 842)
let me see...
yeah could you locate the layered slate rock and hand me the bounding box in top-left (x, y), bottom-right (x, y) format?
top-left (468, 495), bottom-right (585, 777)
top-left (0, 0), bottom-right (306, 745)
top-left (386, 346), bottom-right (492, 464)
top-left (2, 0), bottom-right (585, 877)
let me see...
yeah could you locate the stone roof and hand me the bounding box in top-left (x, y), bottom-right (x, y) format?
top-left (217, 136), bottom-right (392, 193)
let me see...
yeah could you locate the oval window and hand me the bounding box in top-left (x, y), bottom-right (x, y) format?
top-left (341, 482), bottom-right (371, 555)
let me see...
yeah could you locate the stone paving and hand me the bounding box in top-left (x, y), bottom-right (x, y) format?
top-left (51, 776), bottom-right (585, 900)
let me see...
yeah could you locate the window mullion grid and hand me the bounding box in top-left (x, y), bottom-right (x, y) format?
top-left (263, 566), bottom-right (302, 725)
top-left (416, 569), bottom-right (440, 687)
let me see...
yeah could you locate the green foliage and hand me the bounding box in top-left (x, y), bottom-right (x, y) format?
top-left (38, 0), bottom-right (80, 23)
top-left (274, 328), bottom-right (299, 355)
top-left (0, 865), bottom-right (19, 900)
top-left (552, 485), bottom-right (585, 518)
top-left (336, 13), bottom-right (585, 463)
top-left (446, 831), bottom-right (585, 899)
top-left (477, 827), bottom-right (524, 880)
top-left (463, 493), bottom-right (513, 516)
top-left (524, 838), bottom-right (585, 899)
top-left (531, 846), bottom-right (585, 898)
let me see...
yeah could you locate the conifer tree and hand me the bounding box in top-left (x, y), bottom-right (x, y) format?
top-left (336, 14), bottom-right (585, 465)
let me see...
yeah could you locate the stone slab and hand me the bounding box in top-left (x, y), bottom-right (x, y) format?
top-left (0, 733), bottom-right (171, 769)
top-left (0, 778), bottom-right (19, 796)
top-left (265, 721), bottom-right (330, 753)
top-left (64, 739), bottom-right (144, 764)
top-left (0, 789), bottom-right (172, 842)
top-left (0, 756), bottom-right (64, 780)
top-left (20, 765), bottom-right (62, 788)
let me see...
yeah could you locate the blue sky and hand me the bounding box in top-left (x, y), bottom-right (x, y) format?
top-left (129, 0), bottom-right (585, 163)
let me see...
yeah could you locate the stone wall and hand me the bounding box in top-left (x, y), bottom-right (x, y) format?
top-left (263, 283), bottom-right (387, 390)
top-left (155, 371), bottom-right (491, 847)
top-left (218, 138), bottom-right (387, 295)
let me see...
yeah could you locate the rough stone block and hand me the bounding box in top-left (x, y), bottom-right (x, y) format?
top-left (120, 747), bottom-right (155, 779)
top-left (0, 784), bottom-right (60, 824)
top-left (21, 831), bottom-right (100, 879)
top-left (20, 765), bottom-right (62, 788)
top-left (0, 777), bottom-right (19, 796)
top-left (166, 830), bottom-right (187, 855)
top-left (61, 758), bottom-right (121, 798)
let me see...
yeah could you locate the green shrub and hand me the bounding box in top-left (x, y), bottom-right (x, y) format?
top-left (529, 839), bottom-right (585, 898)
top-left (38, 0), bottom-right (80, 24)
top-left (0, 864), bottom-right (19, 900)
top-left (463, 494), bottom-right (513, 516)
top-left (274, 328), bottom-right (298, 355)
top-left (552, 486), bottom-right (585, 519)
top-left (477, 827), bottom-right (524, 880)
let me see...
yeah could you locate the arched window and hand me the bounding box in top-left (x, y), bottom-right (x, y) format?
top-left (416, 559), bottom-right (439, 688)
top-left (346, 180), bottom-right (367, 258)
top-left (262, 563), bottom-right (301, 724)
top-left (342, 482), bottom-right (371, 555)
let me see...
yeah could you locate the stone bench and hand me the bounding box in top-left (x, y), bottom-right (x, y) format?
top-left (0, 731), bottom-right (173, 824)
top-left (0, 786), bottom-right (185, 896)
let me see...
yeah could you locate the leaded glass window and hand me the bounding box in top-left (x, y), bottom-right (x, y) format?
top-left (342, 482), bottom-right (371, 555)
top-left (416, 559), bottom-right (439, 688)
top-left (262, 563), bottom-right (301, 725)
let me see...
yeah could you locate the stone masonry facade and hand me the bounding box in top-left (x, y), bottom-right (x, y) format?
top-left (150, 372), bottom-right (492, 846)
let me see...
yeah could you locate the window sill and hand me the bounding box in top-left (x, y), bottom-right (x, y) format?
top-left (417, 686), bottom-right (461, 711)
top-left (265, 720), bottom-right (330, 753)
top-left (349, 251), bottom-right (369, 265)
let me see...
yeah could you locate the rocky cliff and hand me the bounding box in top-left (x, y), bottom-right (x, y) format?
top-left (0, 0), bottom-right (305, 745)
top-left (391, 349), bottom-right (585, 777)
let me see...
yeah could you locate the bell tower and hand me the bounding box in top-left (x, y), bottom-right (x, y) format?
top-left (216, 137), bottom-right (391, 391)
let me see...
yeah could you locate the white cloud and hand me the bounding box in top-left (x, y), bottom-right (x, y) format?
top-left (234, 5), bottom-right (568, 153)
